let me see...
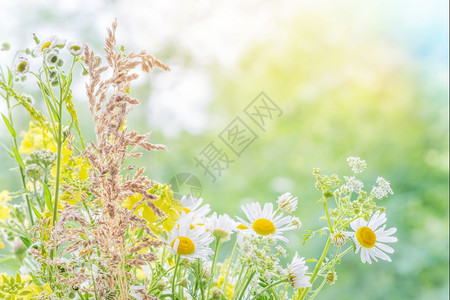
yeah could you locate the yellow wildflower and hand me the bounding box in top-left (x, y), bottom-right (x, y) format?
top-left (124, 184), bottom-right (182, 235)
top-left (0, 190), bottom-right (11, 222)
top-left (19, 122), bottom-right (56, 154)
top-left (136, 268), bottom-right (146, 281)
top-left (0, 273), bottom-right (40, 300)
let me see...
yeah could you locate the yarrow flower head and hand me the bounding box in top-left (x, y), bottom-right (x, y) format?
top-left (287, 252), bottom-right (311, 288)
top-left (371, 177), bottom-right (394, 199)
top-left (343, 176), bottom-right (364, 194)
top-left (205, 213), bottom-right (236, 241)
top-left (347, 156), bottom-right (367, 174)
top-left (167, 219), bottom-right (213, 260)
top-left (277, 192), bottom-right (298, 213)
top-left (349, 212), bottom-right (397, 264)
top-left (237, 202), bottom-right (296, 242)
top-left (66, 41), bottom-right (84, 56)
top-left (14, 57), bottom-right (30, 74)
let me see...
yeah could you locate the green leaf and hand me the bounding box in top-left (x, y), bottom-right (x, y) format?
top-left (43, 183), bottom-right (53, 213)
top-left (8, 189), bottom-right (31, 197)
top-left (1, 113), bottom-right (16, 138)
top-left (19, 237), bottom-right (31, 248)
top-left (32, 206), bottom-right (42, 220)
top-left (11, 145), bottom-right (24, 169)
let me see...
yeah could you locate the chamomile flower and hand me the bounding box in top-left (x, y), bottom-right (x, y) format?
top-left (287, 252), bottom-right (311, 288)
top-left (167, 219), bottom-right (213, 260)
top-left (32, 35), bottom-right (58, 56)
top-left (349, 212), bottom-right (397, 264)
top-left (180, 196), bottom-right (210, 221)
top-left (277, 192), bottom-right (298, 213)
top-left (205, 213), bottom-right (236, 241)
top-left (14, 57), bottom-right (30, 74)
top-left (237, 202), bottom-right (296, 242)
top-left (66, 41), bottom-right (84, 56)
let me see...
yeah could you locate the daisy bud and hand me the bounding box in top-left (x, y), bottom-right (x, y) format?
top-left (277, 192), bottom-right (298, 213)
top-left (66, 41), bottom-right (84, 56)
top-left (326, 270), bottom-right (338, 285)
top-left (1, 42), bottom-right (10, 51)
top-left (331, 231), bottom-right (347, 247)
top-left (14, 57), bottom-right (30, 74)
top-left (46, 50), bottom-right (59, 66)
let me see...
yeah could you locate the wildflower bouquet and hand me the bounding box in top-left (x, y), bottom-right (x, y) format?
top-left (0, 20), bottom-right (397, 300)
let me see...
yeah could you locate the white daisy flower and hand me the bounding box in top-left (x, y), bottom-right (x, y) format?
top-left (205, 213), bottom-right (236, 241)
top-left (277, 192), bottom-right (298, 213)
top-left (32, 35), bottom-right (58, 56)
top-left (53, 37), bottom-right (67, 49)
top-left (349, 212), bottom-right (397, 264)
top-left (14, 57), bottom-right (30, 74)
top-left (287, 252), bottom-right (311, 288)
top-left (237, 202), bottom-right (296, 242)
top-left (180, 196), bottom-right (210, 221)
top-left (167, 219), bottom-right (213, 260)
top-left (66, 41), bottom-right (84, 56)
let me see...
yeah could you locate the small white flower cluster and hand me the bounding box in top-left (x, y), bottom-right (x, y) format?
top-left (347, 157), bottom-right (367, 174)
top-left (343, 176), bottom-right (364, 193)
top-left (371, 177), bottom-right (394, 199)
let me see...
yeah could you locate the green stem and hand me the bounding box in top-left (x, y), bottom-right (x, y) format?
top-left (222, 239), bottom-right (238, 292)
top-left (237, 270), bottom-right (256, 300)
top-left (207, 237), bottom-right (222, 300)
top-left (255, 278), bottom-right (289, 298)
top-left (51, 96), bottom-right (63, 227)
top-left (323, 201), bottom-right (333, 234)
top-left (308, 278), bottom-right (326, 300)
top-left (172, 255), bottom-right (180, 299)
top-left (299, 237), bottom-right (331, 300)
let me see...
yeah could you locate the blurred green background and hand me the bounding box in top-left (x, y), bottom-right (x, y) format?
top-left (1, 0), bottom-right (448, 299)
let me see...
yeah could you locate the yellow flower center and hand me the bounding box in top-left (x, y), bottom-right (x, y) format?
top-left (70, 45), bottom-right (81, 51)
top-left (16, 61), bottom-right (28, 73)
top-left (171, 236), bottom-right (195, 255)
top-left (252, 218), bottom-right (275, 235)
top-left (237, 224), bottom-right (248, 230)
top-left (41, 41), bottom-right (52, 52)
top-left (182, 207), bottom-right (191, 214)
top-left (356, 226), bottom-right (376, 248)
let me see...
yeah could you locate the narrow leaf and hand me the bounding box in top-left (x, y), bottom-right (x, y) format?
top-left (1, 113), bottom-right (16, 137)
top-left (43, 183), bottom-right (53, 213)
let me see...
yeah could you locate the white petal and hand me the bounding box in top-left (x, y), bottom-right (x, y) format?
top-left (375, 242), bottom-right (394, 254)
